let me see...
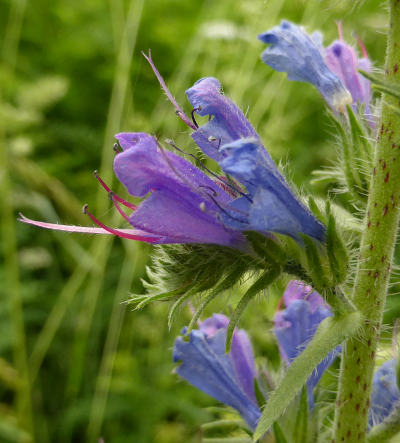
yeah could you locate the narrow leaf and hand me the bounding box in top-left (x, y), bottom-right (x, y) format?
top-left (253, 311), bottom-right (362, 440)
top-left (326, 210), bottom-right (349, 285)
top-left (273, 422), bottom-right (289, 443)
top-left (294, 386), bottom-right (308, 443)
top-left (302, 235), bottom-right (328, 291)
top-left (226, 267), bottom-right (280, 352)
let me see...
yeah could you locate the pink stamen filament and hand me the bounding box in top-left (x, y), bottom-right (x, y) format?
top-left (93, 170), bottom-right (137, 210)
top-left (82, 204), bottom-right (159, 242)
top-left (336, 20), bottom-right (344, 41)
top-left (110, 192), bottom-right (131, 222)
top-left (142, 50), bottom-right (197, 131)
top-left (354, 33), bottom-right (369, 58)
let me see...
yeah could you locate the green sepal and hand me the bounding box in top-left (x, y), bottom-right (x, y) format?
top-left (273, 422), bottom-right (289, 443)
top-left (308, 196), bottom-right (326, 224)
top-left (359, 69), bottom-right (400, 100)
top-left (325, 202), bottom-right (349, 285)
top-left (293, 385), bottom-right (308, 443)
top-left (187, 262), bottom-right (248, 332)
top-left (254, 378), bottom-right (267, 409)
top-left (201, 419), bottom-right (248, 432)
top-left (253, 311), bottom-right (363, 441)
top-left (225, 267), bottom-right (281, 352)
top-left (245, 231), bottom-right (287, 267)
top-left (301, 235), bottom-right (329, 292)
top-left (346, 104), bottom-right (374, 164)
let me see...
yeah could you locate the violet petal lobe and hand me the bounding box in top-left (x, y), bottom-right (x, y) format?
top-left (199, 314), bottom-right (257, 404)
top-left (258, 20), bottom-right (352, 110)
top-left (218, 138), bottom-right (326, 241)
top-left (369, 359), bottom-right (400, 428)
top-left (173, 327), bottom-right (261, 430)
top-left (324, 40), bottom-right (371, 109)
top-left (185, 77), bottom-right (258, 162)
top-left (113, 132), bottom-right (245, 246)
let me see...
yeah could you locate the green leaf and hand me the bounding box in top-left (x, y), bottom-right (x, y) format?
top-left (254, 378), bottom-right (266, 409)
top-left (253, 311), bottom-right (362, 441)
top-left (273, 421), bottom-right (289, 443)
top-left (294, 386), bottom-right (308, 443)
top-left (225, 267), bottom-right (281, 352)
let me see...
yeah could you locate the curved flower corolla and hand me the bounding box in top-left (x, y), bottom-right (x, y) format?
top-left (186, 77), bottom-right (326, 242)
top-left (369, 359), bottom-right (400, 428)
top-left (173, 314), bottom-right (261, 430)
top-left (19, 52), bottom-right (325, 246)
top-left (112, 132), bottom-right (246, 247)
top-left (274, 280), bottom-right (337, 407)
top-left (324, 23), bottom-right (371, 113)
top-left (258, 20), bottom-right (352, 111)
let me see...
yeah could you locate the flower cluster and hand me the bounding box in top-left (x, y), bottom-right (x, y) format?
top-left (259, 20), bottom-right (371, 113)
top-left (173, 281), bottom-right (337, 429)
top-left (20, 52), bottom-right (325, 247)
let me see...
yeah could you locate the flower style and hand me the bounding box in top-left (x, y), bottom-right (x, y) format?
top-left (274, 280), bottom-right (337, 407)
top-left (173, 314), bottom-right (261, 430)
top-left (369, 359), bottom-right (400, 428)
top-left (19, 52), bottom-right (325, 246)
top-left (258, 20), bottom-right (372, 113)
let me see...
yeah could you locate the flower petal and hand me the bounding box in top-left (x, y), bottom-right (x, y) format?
top-left (219, 138), bottom-right (326, 241)
top-left (129, 189), bottom-right (243, 246)
top-left (369, 359), bottom-right (400, 428)
top-left (174, 328), bottom-right (261, 430)
top-left (258, 20), bottom-right (352, 110)
top-left (185, 77), bottom-right (258, 161)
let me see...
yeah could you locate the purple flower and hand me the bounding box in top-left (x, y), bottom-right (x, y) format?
top-left (186, 78), bottom-right (325, 242)
top-left (258, 20), bottom-right (352, 111)
top-left (274, 281), bottom-right (337, 407)
top-left (173, 314), bottom-right (261, 430)
top-left (324, 23), bottom-right (372, 113)
top-left (20, 52), bottom-right (325, 245)
top-left (369, 359), bottom-right (400, 428)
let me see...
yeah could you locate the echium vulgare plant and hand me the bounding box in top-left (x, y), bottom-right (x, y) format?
top-left (20, 1), bottom-right (400, 442)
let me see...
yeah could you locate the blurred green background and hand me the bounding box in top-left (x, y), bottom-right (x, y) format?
top-left (0, 0), bottom-right (389, 442)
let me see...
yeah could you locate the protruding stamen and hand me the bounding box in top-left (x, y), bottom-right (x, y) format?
top-left (198, 185), bottom-right (218, 197)
top-left (113, 143), bottom-right (122, 154)
top-left (164, 139), bottom-right (253, 203)
top-left (83, 204), bottom-right (159, 242)
top-left (93, 170), bottom-right (137, 210)
top-left (354, 33), bottom-right (369, 58)
top-left (109, 192), bottom-right (131, 222)
top-left (336, 20), bottom-right (344, 41)
top-left (142, 49), bottom-right (197, 131)
top-left (191, 107), bottom-right (200, 128)
top-left (205, 192), bottom-right (249, 223)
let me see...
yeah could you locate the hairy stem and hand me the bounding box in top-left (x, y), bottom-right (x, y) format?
top-left (333, 2), bottom-right (400, 442)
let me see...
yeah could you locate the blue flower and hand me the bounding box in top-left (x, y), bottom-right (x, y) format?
top-left (186, 78), bottom-right (325, 242)
top-left (258, 20), bottom-right (352, 110)
top-left (369, 359), bottom-right (400, 428)
top-left (20, 53), bottom-right (326, 246)
top-left (274, 281), bottom-right (338, 407)
top-left (173, 314), bottom-right (261, 430)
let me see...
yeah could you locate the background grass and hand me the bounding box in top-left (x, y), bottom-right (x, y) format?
top-left (0, 0), bottom-right (392, 442)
